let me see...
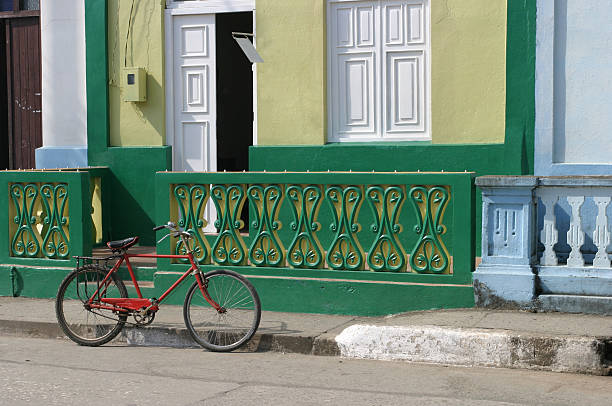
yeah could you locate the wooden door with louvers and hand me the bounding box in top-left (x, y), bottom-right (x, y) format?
top-left (5, 16), bottom-right (41, 170)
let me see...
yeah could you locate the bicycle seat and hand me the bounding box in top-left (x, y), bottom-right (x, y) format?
top-left (106, 236), bottom-right (139, 251)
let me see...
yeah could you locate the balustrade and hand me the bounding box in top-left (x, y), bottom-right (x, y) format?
top-left (156, 172), bottom-right (474, 278)
top-left (536, 185), bottom-right (612, 270)
top-left (475, 176), bottom-right (612, 309)
top-left (0, 169), bottom-right (106, 263)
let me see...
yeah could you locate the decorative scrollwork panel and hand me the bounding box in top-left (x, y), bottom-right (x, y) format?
top-left (366, 185), bottom-right (407, 272)
top-left (325, 185), bottom-right (365, 270)
top-left (210, 184), bottom-right (248, 266)
top-left (286, 185), bottom-right (324, 268)
top-left (40, 184), bottom-right (70, 259)
top-left (10, 183), bottom-right (71, 259)
top-left (172, 184), bottom-right (211, 264)
top-left (408, 185), bottom-right (451, 274)
top-left (248, 184), bottom-right (285, 266)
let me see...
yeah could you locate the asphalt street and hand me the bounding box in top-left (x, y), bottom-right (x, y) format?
top-left (0, 336), bottom-right (610, 405)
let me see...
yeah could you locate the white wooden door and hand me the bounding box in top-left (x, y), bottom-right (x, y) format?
top-left (328, 0), bottom-right (429, 142)
top-left (172, 14), bottom-right (216, 172)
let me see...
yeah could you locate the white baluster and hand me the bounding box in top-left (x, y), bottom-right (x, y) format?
top-left (540, 194), bottom-right (558, 266)
top-left (566, 196), bottom-right (585, 267)
top-left (592, 196), bottom-right (611, 268)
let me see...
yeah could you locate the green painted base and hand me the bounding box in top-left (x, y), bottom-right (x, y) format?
top-left (2, 265), bottom-right (475, 316)
top-left (153, 270), bottom-right (475, 316)
top-left (0, 265), bottom-right (71, 298)
top-left (1, 265), bottom-right (160, 299)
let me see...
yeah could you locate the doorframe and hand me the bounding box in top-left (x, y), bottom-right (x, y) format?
top-left (164, 0), bottom-right (257, 171)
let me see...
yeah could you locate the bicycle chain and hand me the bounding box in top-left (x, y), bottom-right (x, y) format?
top-left (87, 307), bottom-right (156, 327)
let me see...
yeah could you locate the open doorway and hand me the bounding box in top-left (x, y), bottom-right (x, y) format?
top-left (168, 11), bottom-right (254, 173)
top-left (167, 10), bottom-right (255, 232)
top-left (215, 12), bottom-right (253, 172)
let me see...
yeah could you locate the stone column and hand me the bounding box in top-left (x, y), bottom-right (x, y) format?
top-left (474, 176), bottom-right (538, 308)
top-left (36, 0), bottom-right (88, 169)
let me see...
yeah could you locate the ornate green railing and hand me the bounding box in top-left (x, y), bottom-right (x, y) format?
top-left (156, 172), bottom-right (475, 280)
top-left (0, 169), bottom-right (109, 264)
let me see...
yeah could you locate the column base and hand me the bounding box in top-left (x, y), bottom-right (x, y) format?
top-left (35, 146), bottom-right (88, 169)
top-left (473, 264), bottom-right (535, 309)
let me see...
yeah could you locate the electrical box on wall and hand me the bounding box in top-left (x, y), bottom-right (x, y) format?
top-left (122, 67), bottom-right (147, 102)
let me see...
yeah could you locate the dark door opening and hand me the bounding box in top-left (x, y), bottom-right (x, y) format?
top-left (215, 12), bottom-right (253, 172)
top-left (1, 16), bottom-right (41, 170)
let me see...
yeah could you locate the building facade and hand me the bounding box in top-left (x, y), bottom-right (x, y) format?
top-left (1, 0), bottom-right (546, 315)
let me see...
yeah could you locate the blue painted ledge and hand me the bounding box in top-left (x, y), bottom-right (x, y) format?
top-left (35, 146), bottom-right (88, 169)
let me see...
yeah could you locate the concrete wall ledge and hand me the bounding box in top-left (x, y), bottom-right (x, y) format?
top-left (476, 176), bottom-right (537, 188)
top-left (538, 176), bottom-right (612, 187)
top-left (477, 175), bottom-right (612, 188)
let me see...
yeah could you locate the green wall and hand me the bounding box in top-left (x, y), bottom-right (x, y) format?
top-left (86, 0), bottom-right (171, 245)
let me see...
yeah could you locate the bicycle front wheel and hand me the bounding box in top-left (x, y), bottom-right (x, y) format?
top-left (55, 265), bottom-right (128, 346)
top-left (183, 270), bottom-right (261, 352)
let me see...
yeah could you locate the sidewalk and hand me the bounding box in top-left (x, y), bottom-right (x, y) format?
top-left (0, 296), bottom-right (610, 375)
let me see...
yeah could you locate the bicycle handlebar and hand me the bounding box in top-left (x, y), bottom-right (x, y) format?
top-left (153, 221), bottom-right (191, 239)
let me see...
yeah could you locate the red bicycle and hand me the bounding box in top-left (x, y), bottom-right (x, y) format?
top-left (55, 222), bottom-right (261, 352)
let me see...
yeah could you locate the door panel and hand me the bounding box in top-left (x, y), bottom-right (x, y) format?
top-left (5, 17), bottom-right (41, 169)
top-left (173, 14), bottom-right (216, 172)
top-left (171, 14), bottom-right (217, 231)
top-left (328, 0), bottom-right (428, 141)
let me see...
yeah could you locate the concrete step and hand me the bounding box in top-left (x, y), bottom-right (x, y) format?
top-left (538, 295), bottom-right (612, 316)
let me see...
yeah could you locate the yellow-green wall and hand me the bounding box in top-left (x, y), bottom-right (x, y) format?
top-left (256, 0), bottom-right (326, 146)
top-left (256, 0), bottom-right (506, 146)
top-left (431, 0), bottom-right (506, 144)
top-left (107, 0), bottom-right (165, 146)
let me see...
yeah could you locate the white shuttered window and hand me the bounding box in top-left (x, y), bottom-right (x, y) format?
top-left (327, 0), bottom-right (430, 142)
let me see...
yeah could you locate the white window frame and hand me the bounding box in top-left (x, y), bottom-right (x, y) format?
top-left (327, 0), bottom-right (431, 143)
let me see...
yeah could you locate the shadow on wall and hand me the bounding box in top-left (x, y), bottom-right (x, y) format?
top-left (106, 166), bottom-right (156, 246)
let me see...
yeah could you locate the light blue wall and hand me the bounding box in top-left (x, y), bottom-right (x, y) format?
top-left (535, 0), bottom-right (612, 175)
top-left (35, 147), bottom-right (88, 169)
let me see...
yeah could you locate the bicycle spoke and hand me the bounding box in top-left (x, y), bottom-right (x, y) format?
top-left (56, 266), bottom-right (127, 346)
top-left (184, 271), bottom-right (260, 351)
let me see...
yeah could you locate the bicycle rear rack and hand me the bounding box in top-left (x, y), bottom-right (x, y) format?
top-left (74, 255), bottom-right (122, 270)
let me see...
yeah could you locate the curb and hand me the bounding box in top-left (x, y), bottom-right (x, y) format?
top-left (335, 324), bottom-right (612, 376)
top-left (0, 319), bottom-right (340, 356)
top-left (2, 319), bottom-right (609, 375)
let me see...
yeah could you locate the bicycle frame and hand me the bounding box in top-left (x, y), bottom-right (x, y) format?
top-left (87, 251), bottom-right (222, 313)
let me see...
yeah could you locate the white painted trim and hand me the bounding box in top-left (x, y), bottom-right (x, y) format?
top-left (164, 10), bottom-right (176, 170)
top-left (166, 0), bottom-right (254, 14)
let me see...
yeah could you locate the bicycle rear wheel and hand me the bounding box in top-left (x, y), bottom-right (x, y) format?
top-left (55, 265), bottom-right (128, 346)
top-left (183, 270), bottom-right (261, 352)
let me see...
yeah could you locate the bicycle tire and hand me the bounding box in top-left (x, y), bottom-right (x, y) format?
top-left (55, 265), bottom-right (128, 346)
top-left (183, 269), bottom-right (261, 352)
